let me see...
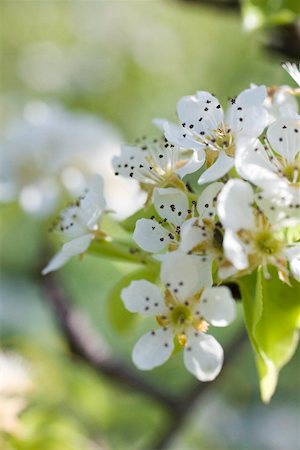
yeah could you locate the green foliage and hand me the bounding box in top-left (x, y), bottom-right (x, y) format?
top-left (239, 268), bottom-right (300, 403)
top-left (107, 265), bottom-right (160, 333)
top-left (242, 0), bottom-right (300, 30)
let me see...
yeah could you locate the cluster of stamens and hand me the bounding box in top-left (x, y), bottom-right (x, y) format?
top-left (155, 287), bottom-right (209, 348)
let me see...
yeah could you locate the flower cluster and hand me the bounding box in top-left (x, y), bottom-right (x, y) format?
top-left (42, 62), bottom-right (300, 384)
top-left (0, 102), bottom-right (142, 218)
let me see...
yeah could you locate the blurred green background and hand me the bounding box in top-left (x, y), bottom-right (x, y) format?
top-left (1, 1), bottom-right (299, 449)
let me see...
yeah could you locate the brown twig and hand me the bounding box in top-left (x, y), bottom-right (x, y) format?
top-left (181, 0), bottom-right (240, 10)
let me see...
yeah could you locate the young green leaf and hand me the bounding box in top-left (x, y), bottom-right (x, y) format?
top-left (239, 268), bottom-right (300, 403)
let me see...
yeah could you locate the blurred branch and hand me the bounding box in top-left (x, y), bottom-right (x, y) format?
top-left (153, 327), bottom-right (248, 450)
top-left (181, 0), bottom-right (240, 10)
top-left (265, 23), bottom-right (300, 58)
top-left (41, 275), bottom-right (178, 411)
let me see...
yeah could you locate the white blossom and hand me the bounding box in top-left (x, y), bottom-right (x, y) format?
top-left (133, 187), bottom-right (189, 253)
top-left (157, 86), bottom-right (268, 184)
top-left (217, 179), bottom-right (299, 281)
top-left (179, 182), bottom-right (224, 262)
top-left (42, 174), bottom-right (106, 274)
top-left (263, 86), bottom-right (298, 123)
top-left (236, 117), bottom-right (300, 227)
top-left (0, 352), bottom-right (33, 435)
top-left (112, 135), bottom-right (205, 198)
top-left (0, 103), bottom-right (135, 217)
top-left (122, 252), bottom-right (235, 381)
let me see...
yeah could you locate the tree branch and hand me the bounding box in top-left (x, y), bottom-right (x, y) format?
top-left (41, 274), bottom-right (178, 411)
top-left (181, 0), bottom-right (240, 10)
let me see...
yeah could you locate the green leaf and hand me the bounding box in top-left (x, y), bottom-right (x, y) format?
top-left (239, 268), bottom-right (300, 403)
top-left (88, 239), bottom-right (154, 265)
top-left (107, 265), bottom-right (160, 333)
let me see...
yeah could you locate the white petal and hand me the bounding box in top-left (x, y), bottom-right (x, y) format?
top-left (196, 287), bottom-right (236, 326)
top-left (89, 174), bottom-right (106, 210)
top-left (112, 145), bottom-right (148, 178)
top-left (255, 188), bottom-right (300, 227)
top-left (62, 234), bottom-right (94, 257)
top-left (226, 86), bottom-right (268, 138)
top-left (159, 120), bottom-right (203, 150)
top-left (267, 118), bottom-right (300, 163)
top-left (153, 187), bottom-right (189, 226)
top-left (183, 332), bottom-right (223, 381)
top-left (282, 62), bottom-right (300, 87)
top-left (177, 92), bottom-right (224, 134)
top-left (218, 263), bottom-right (238, 280)
top-left (198, 152), bottom-right (234, 185)
top-left (234, 85), bottom-right (267, 110)
top-left (265, 86), bottom-right (298, 123)
top-left (229, 106), bottom-right (268, 138)
top-left (42, 250), bottom-right (70, 275)
top-left (121, 280), bottom-right (166, 316)
top-left (217, 179), bottom-right (255, 231)
top-left (133, 219), bottom-right (171, 253)
top-left (197, 182), bottom-right (223, 219)
top-left (175, 148), bottom-right (206, 178)
top-left (160, 251), bottom-right (212, 301)
top-left (285, 245), bottom-right (300, 282)
top-left (223, 229), bottom-right (249, 270)
top-left (235, 138), bottom-right (282, 189)
top-left (179, 218), bottom-right (208, 253)
top-left (132, 328), bottom-right (174, 370)
top-left (80, 175), bottom-right (106, 228)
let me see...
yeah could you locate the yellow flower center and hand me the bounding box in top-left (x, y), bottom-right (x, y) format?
top-left (254, 230), bottom-right (282, 256)
top-left (170, 304), bottom-right (192, 326)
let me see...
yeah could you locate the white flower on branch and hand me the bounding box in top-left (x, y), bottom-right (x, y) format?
top-left (157, 85), bottom-right (268, 184)
top-left (42, 174), bottom-right (106, 275)
top-left (263, 86), bottom-right (298, 123)
top-left (112, 136), bottom-right (205, 200)
top-left (133, 187), bottom-right (189, 253)
top-left (122, 251), bottom-right (235, 381)
top-left (236, 117), bottom-right (300, 227)
top-left (0, 103), bottom-right (127, 217)
top-left (179, 182), bottom-right (225, 266)
top-left (217, 179), bottom-right (300, 282)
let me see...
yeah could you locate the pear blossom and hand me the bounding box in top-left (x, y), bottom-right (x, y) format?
top-left (42, 174), bottom-right (106, 275)
top-left (236, 117), bottom-right (300, 226)
top-left (122, 252), bottom-right (235, 380)
top-left (217, 179), bottom-right (300, 282)
top-left (179, 182), bottom-right (224, 262)
top-left (282, 62), bottom-right (300, 87)
top-left (0, 102), bottom-right (134, 217)
top-left (112, 135), bottom-right (205, 199)
top-left (157, 86), bottom-right (268, 184)
top-left (263, 86), bottom-right (298, 123)
top-left (133, 187), bottom-right (189, 253)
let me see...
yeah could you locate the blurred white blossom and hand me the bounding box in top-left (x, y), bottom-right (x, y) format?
top-left (0, 351), bottom-right (33, 436)
top-left (0, 102), bottom-right (143, 218)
